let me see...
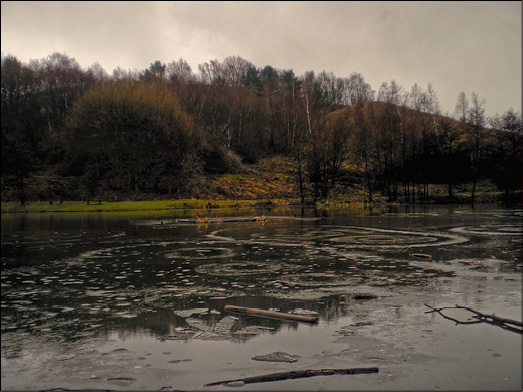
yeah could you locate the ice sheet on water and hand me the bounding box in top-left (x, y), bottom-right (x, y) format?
top-left (174, 308), bottom-right (209, 318)
top-left (252, 351), bottom-right (300, 363)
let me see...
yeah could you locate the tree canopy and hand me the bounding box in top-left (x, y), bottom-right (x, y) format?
top-left (1, 52), bottom-right (521, 204)
top-left (64, 80), bottom-right (205, 197)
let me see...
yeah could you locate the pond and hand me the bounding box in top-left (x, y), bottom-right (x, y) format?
top-left (1, 204), bottom-right (522, 390)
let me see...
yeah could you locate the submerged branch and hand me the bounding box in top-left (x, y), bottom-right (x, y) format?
top-left (453, 304), bottom-right (523, 327)
top-left (425, 304), bottom-right (522, 334)
top-left (204, 367), bottom-right (379, 387)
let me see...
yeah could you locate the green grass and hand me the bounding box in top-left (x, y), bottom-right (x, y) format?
top-left (1, 179), bottom-right (510, 214)
top-left (1, 199), bottom-right (263, 213)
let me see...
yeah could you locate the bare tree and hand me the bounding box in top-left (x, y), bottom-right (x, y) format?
top-left (377, 79), bottom-right (405, 106)
top-left (467, 92), bottom-right (487, 205)
top-left (220, 56), bottom-right (253, 87)
top-left (454, 91), bottom-right (469, 122)
top-left (350, 102), bottom-right (377, 201)
top-left (488, 109), bottom-right (522, 196)
top-left (425, 83), bottom-right (440, 115)
top-left (437, 116), bottom-right (464, 197)
top-left (345, 72), bottom-right (375, 105)
top-left (407, 83), bottom-right (424, 111)
top-left (198, 59), bottom-right (223, 85)
top-left (86, 62), bottom-right (109, 82)
top-left (166, 58), bottom-right (194, 82)
top-left (111, 66), bottom-right (140, 81)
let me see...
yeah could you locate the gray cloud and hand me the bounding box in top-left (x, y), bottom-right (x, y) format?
top-left (1, 1), bottom-right (521, 117)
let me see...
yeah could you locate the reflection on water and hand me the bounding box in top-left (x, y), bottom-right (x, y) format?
top-left (108, 294), bottom-right (369, 343)
top-left (1, 205), bottom-right (521, 346)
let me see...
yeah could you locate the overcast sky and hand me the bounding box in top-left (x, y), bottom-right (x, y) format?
top-left (2, 1), bottom-right (521, 117)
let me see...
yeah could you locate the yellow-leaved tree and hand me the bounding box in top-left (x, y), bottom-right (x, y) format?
top-left (65, 80), bottom-right (204, 197)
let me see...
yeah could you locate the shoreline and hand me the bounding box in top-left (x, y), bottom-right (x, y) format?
top-left (2, 195), bottom-right (521, 214)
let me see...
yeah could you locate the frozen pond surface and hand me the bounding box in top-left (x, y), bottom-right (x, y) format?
top-left (1, 204), bottom-right (522, 390)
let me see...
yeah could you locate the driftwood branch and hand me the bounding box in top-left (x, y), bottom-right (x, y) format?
top-left (424, 304), bottom-right (481, 325)
top-left (224, 305), bottom-right (318, 323)
top-left (204, 367), bottom-right (379, 387)
top-left (425, 304), bottom-right (522, 334)
top-left (453, 304), bottom-right (523, 327)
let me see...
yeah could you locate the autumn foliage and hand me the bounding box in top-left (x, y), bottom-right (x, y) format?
top-left (65, 81), bottom-right (205, 196)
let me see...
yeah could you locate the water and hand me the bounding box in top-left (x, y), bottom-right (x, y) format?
top-left (1, 204), bottom-right (521, 390)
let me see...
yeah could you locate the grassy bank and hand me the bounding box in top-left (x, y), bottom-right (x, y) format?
top-left (0, 199), bottom-right (235, 213)
top-left (2, 191), bottom-right (515, 214)
top-left (1, 155), bottom-right (518, 214)
top-left (0, 198), bottom-right (301, 214)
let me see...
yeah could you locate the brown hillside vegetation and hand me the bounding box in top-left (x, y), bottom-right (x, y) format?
top-left (200, 156), bottom-right (299, 200)
top-left (315, 100), bottom-right (520, 204)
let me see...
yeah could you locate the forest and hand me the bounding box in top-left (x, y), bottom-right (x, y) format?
top-left (1, 52), bottom-right (522, 205)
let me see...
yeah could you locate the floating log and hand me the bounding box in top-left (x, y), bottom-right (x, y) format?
top-left (174, 217), bottom-right (259, 224)
top-left (224, 305), bottom-right (318, 323)
top-left (410, 253), bottom-right (432, 260)
top-left (353, 294), bottom-right (378, 300)
top-left (204, 367), bottom-right (379, 387)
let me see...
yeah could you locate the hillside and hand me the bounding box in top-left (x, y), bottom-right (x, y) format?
top-left (200, 156), bottom-right (299, 200)
top-left (2, 54), bottom-right (521, 205)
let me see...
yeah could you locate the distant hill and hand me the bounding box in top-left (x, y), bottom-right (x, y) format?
top-left (2, 54), bottom-right (521, 205)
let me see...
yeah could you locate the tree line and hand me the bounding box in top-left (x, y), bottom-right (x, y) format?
top-left (1, 52), bottom-right (521, 204)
